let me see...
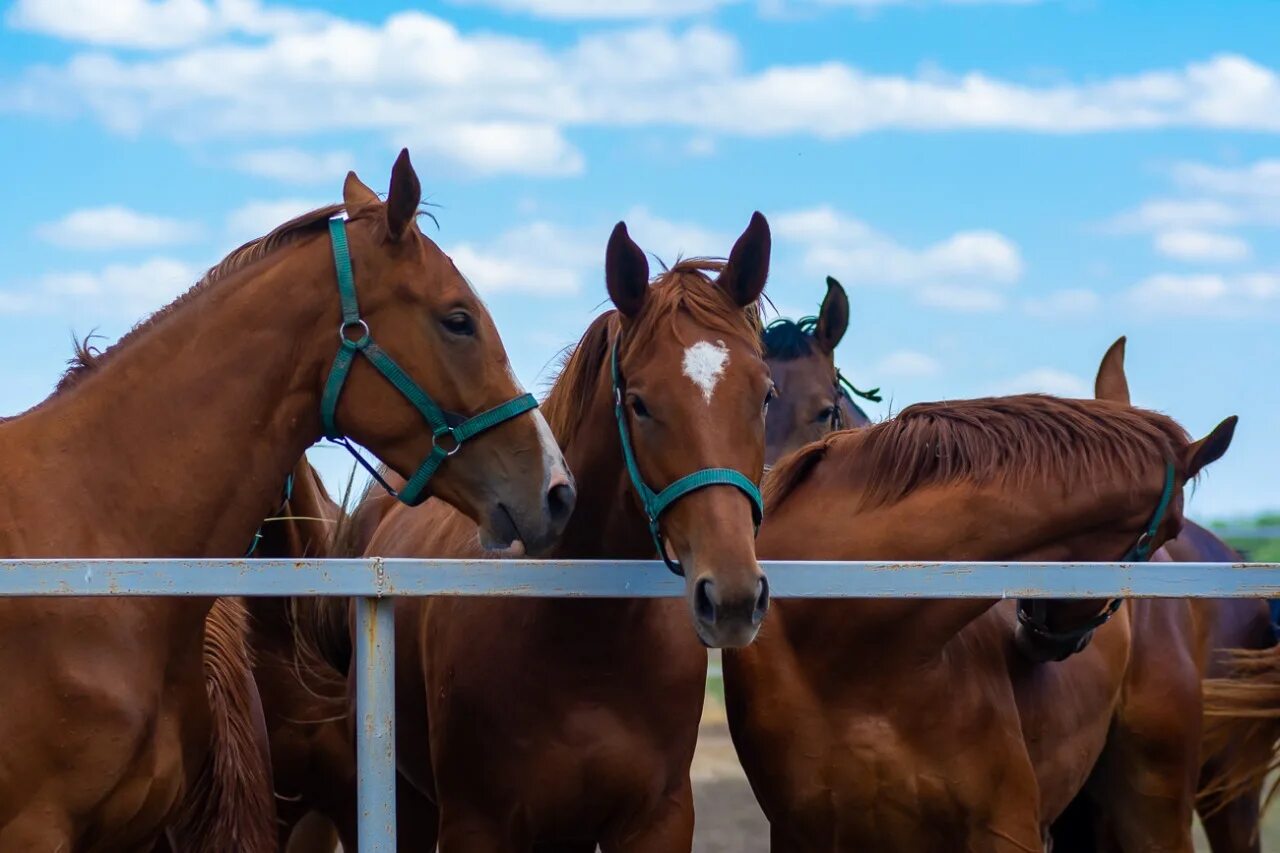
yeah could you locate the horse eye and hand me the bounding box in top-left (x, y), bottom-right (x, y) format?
top-left (816, 406), bottom-right (837, 424)
top-left (441, 312), bottom-right (475, 336)
top-left (629, 396), bottom-right (651, 419)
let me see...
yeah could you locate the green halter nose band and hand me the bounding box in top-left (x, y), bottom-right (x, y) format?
top-left (611, 338), bottom-right (764, 576)
top-left (320, 215), bottom-right (539, 507)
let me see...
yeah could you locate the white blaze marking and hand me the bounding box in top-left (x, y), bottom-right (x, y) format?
top-left (682, 340), bottom-right (730, 404)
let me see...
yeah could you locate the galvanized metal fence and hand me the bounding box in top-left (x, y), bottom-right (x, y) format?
top-left (3, 556), bottom-right (1280, 851)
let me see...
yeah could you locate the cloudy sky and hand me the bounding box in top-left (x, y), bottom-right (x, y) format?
top-left (1, 0), bottom-right (1276, 519)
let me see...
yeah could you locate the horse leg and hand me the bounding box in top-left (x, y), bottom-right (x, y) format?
top-left (533, 843), bottom-right (597, 852)
top-left (396, 774), bottom-right (440, 853)
top-left (1085, 737), bottom-right (1197, 853)
top-left (599, 783), bottom-right (694, 853)
top-left (1199, 786), bottom-right (1263, 853)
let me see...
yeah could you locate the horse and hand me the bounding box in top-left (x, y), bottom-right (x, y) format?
top-left (723, 393), bottom-right (1236, 851)
top-left (1035, 338), bottom-right (1272, 853)
top-left (240, 457), bottom-right (348, 851)
top-left (354, 214), bottom-right (774, 849)
top-left (761, 276), bottom-right (875, 466)
top-left (0, 148), bottom-right (572, 851)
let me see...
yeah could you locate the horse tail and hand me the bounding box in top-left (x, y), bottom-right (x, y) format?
top-left (285, 466), bottom-right (399, 679)
top-left (173, 598), bottom-right (277, 852)
top-left (1201, 645), bottom-right (1280, 815)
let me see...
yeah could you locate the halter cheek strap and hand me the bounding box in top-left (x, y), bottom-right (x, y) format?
top-left (611, 339), bottom-right (764, 576)
top-left (1016, 461), bottom-right (1177, 659)
top-left (320, 216), bottom-right (538, 507)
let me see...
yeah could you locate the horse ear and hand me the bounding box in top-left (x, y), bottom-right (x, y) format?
top-left (1094, 336), bottom-right (1131, 404)
top-left (815, 276), bottom-right (849, 354)
top-left (1184, 415), bottom-right (1237, 478)
top-left (385, 148), bottom-right (421, 242)
top-left (605, 221), bottom-right (649, 318)
top-left (343, 171), bottom-right (380, 212)
top-left (720, 211), bottom-right (771, 308)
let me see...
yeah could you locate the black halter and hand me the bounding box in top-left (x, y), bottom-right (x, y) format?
top-left (1015, 462), bottom-right (1177, 663)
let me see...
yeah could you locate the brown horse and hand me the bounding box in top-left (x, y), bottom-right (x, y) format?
top-left (0, 149), bottom-right (571, 850)
top-left (724, 393), bottom-right (1236, 851)
top-left (241, 458), bottom-right (349, 851)
top-left (1044, 339), bottom-right (1273, 853)
top-left (357, 214), bottom-right (774, 849)
top-left (762, 276), bottom-right (874, 466)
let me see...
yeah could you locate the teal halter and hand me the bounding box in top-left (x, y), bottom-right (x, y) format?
top-left (1016, 460), bottom-right (1177, 660)
top-left (320, 215), bottom-right (538, 507)
top-left (611, 338), bottom-right (764, 576)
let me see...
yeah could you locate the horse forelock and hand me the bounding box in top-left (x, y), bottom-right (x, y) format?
top-left (542, 259), bottom-right (763, 449)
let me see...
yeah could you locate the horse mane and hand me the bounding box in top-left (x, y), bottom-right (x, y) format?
top-left (765, 394), bottom-right (1190, 512)
top-left (55, 203), bottom-right (351, 393)
top-left (762, 316), bottom-right (821, 361)
top-left (542, 258), bottom-right (763, 447)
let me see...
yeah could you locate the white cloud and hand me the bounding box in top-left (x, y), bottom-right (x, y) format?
top-left (449, 0), bottom-right (736, 19)
top-left (35, 205), bottom-right (200, 250)
top-left (1153, 229), bottom-right (1251, 263)
top-left (1108, 198), bottom-right (1244, 232)
top-left (0, 292), bottom-right (36, 314)
top-left (992, 368), bottom-right (1090, 398)
top-left (871, 349), bottom-right (940, 378)
top-left (17, 257), bottom-right (199, 315)
top-left (621, 206), bottom-right (731, 263)
top-left (446, 221), bottom-right (598, 296)
top-left (233, 148), bottom-right (354, 184)
top-left (406, 122), bottom-right (584, 177)
top-left (917, 285), bottom-right (1006, 312)
top-left (1127, 272), bottom-right (1280, 317)
top-left (774, 206), bottom-right (1022, 312)
top-left (1172, 159), bottom-right (1280, 199)
top-left (1022, 288), bottom-right (1100, 317)
top-left (6, 0), bottom-right (330, 50)
top-left (225, 198), bottom-right (325, 243)
top-left (8, 6), bottom-right (1280, 180)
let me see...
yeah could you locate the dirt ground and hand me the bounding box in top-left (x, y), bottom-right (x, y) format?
top-left (691, 716), bottom-right (768, 853)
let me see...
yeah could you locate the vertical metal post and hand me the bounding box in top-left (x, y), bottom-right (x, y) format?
top-left (355, 594), bottom-right (397, 851)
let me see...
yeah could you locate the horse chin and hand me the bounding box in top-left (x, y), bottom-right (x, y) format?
top-left (477, 504), bottom-right (527, 556)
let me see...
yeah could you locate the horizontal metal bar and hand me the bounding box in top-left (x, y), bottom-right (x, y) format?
top-left (0, 559), bottom-right (1277, 598)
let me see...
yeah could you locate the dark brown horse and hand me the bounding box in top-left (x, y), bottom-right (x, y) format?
top-left (724, 393), bottom-right (1235, 851)
top-left (0, 149), bottom-right (570, 850)
top-left (358, 214), bottom-right (774, 849)
top-left (1041, 339), bottom-right (1273, 853)
top-left (762, 276), bottom-right (874, 466)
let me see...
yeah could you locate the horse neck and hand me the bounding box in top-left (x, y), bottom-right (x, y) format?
top-left (550, 363), bottom-right (656, 560)
top-left (3, 239), bottom-right (337, 557)
top-left (758, 479), bottom-right (1086, 661)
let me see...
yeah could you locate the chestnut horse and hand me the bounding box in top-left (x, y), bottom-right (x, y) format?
top-left (762, 276), bottom-right (875, 466)
top-left (240, 458), bottom-right (348, 851)
top-left (724, 393), bottom-right (1236, 851)
top-left (1040, 339), bottom-right (1273, 853)
top-left (0, 149), bottom-right (571, 850)
top-left (358, 214), bottom-right (774, 849)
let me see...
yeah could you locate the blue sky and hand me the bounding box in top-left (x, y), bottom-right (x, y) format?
top-left (1, 0), bottom-right (1277, 520)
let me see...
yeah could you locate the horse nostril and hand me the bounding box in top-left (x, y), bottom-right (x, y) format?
top-left (694, 577), bottom-right (718, 626)
top-left (546, 482), bottom-right (576, 526)
top-left (752, 576), bottom-right (770, 624)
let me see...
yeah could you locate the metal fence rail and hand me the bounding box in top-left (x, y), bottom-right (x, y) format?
top-left (2, 557), bottom-right (1279, 851)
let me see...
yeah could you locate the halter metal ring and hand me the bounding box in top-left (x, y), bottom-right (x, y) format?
top-left (340, 319), bottom-right (371, 344)
top-left (434, 427), bottom-right (463, 457)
